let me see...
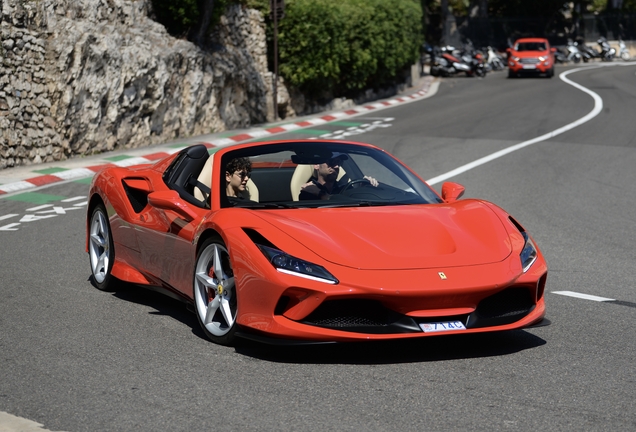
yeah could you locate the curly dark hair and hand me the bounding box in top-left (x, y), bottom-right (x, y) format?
top-left (225, 157), bottom-right (252, 175)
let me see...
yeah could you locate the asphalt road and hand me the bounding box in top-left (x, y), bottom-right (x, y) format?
top-left (1, 63), bottom-right (635, 431)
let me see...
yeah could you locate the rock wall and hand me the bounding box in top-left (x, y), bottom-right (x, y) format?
top-left (0, 0), bottom-right (280, 169)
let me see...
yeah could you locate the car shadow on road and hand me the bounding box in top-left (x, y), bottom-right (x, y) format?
top-left (93, 277), bottom-right (548, 365)
top-left (234, 330), bottom-right (547, 365)
top-left (93, 278), bottom-right (199, 330)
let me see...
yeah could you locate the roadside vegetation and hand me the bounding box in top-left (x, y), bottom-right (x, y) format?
top-left (151, 0), bottom-right (423, 99)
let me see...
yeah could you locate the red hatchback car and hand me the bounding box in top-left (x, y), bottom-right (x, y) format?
top-left (507, 37), bottom-right (556, 78)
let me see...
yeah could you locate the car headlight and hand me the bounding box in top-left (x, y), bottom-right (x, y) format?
top-left (538, 56), bottom-right (546, 61)
top-left (512, 56), bottom-right (520, 61)
top-left (257, 245), bottom-right (339, 284)
top-left (520, 232), bottom-right (538, 273)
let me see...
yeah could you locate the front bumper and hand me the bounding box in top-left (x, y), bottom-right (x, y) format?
top-left (235, 254), bottom-right (548, 343)
top-left (509, 59), bottom-right (553, 74)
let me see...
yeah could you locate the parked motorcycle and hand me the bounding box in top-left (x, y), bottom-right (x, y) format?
top-left (553, 46), bottom-right (568, 64)
top-left (618, 39), bottom-right (631, 61)
top-left (597, 37), bottom-right (616, 61)
top-left (429, 44), bottom-right (486, 78)
top-left (565, 39), bottom-right (582, 63)
top-left (577, 42), bottom-right (600, 62)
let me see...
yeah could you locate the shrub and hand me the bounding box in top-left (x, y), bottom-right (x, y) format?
top-left (276, 0), bottom-right (423, 97)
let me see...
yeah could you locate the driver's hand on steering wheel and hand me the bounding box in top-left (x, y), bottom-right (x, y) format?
top-left (364, 176), bottom-right (379, 187)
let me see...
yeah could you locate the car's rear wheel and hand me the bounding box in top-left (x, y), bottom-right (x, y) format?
top-left (193, 237), bottom-right (238, 345)
top-left (88, 204), bottom-right (116, 291)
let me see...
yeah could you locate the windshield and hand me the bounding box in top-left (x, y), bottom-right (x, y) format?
top-left (515, 42), bottom-right (547, 52)
top-left (219, 142), bottom-right (442, 209)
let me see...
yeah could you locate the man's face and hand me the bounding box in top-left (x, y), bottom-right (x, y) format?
top-left (315, 157), bottom-right (343, 182)
top-left (226, 170), bottom-right (249, 193)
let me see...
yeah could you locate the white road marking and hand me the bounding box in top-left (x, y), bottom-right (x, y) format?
top-left (26, 204), bottom-right (54, 211)
top-left (0, 223), bottom-right (20, 231)
top-left (19, 214), bottom-right (57, 222)
top-left (552, 291), bottom-right (615, 302)
top-left (61, 196), bottom-right (87, 202)
top-left (0, 410), bottom-right (66, 431)
top-left (1, 198), bottom-right (88, 233)
top-left (425, 65), bottom-right (614, 185)
top-left (35, 206), bottom-right (83, 215)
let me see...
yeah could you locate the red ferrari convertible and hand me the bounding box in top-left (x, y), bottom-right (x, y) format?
top-left (87, 140), bottom-right (547, 345)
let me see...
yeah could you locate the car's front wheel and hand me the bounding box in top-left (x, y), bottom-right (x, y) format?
top-left (88, 204), bottom-right (116, 291)
top-left (193, 237), bottom-right (238, 345)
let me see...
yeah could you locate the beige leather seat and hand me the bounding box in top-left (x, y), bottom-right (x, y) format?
top-left (290, 164), bottom-right (346, 201)
top-left (194, 154), bottom-right (259, 203)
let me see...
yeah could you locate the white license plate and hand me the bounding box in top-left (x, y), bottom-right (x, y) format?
top-left (419, 321), bottom-right (466, 333)
top-left (522, 64), bottom-right (536, 69)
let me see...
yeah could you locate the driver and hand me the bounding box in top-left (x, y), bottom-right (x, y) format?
top-left (299, 153), bottom-right (378, 200)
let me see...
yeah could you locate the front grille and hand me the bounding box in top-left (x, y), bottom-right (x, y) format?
top-left (303, 300), bottom-right (392, 327)
top-left (301, 300), bottom-right (420, 334)
top-left (520, 58), bottom-right (540, 64)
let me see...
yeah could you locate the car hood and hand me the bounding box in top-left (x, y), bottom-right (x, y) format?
top-left (254, 200), bottom-right (512, 270)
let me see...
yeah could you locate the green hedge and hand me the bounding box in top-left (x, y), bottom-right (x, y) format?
top-left (277, 0), bottom-right (423, 97)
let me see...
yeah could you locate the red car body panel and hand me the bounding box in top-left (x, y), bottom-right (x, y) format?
top-left (86, 140), bottom-right (547, 344)
top-left (508, 37), bottom-right (555, 76)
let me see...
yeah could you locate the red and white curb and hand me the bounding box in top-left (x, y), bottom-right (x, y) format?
top-left (0, 78), bottom-right (435, 196)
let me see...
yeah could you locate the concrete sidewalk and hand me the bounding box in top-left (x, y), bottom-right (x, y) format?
top-left (0, 75), bottom-right (437, 196)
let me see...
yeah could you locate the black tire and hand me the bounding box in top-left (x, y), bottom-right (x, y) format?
top-left (508, 70), bottom-right (517, 78)
top-left (193, 236), bottom-right (239, 345)
top-left (88, 204), bottom-right (116, 291)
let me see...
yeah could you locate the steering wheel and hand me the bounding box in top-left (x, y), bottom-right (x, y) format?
top-left (339, 178), bottom-right (371, 193)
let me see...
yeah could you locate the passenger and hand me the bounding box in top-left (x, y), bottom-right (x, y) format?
top-left (225, 157), bottom-right (252, 198)
top-left (299, 153), bottom-right (377, 200)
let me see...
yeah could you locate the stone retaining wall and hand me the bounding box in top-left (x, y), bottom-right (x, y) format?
top-left (0, 0), bottom-right (281, 169)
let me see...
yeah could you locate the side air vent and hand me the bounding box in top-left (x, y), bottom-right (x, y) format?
top-left (122, 179), bottom-right (150, 213)
top-left (468, 287), bottom-right (535, 328)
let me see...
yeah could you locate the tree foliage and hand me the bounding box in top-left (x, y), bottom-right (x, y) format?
top-left (276, 0), bottom-right (423, 98)
top-left (151, 0), bottom-right (235, 38)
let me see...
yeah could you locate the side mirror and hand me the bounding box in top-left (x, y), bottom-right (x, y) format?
top-left (550, 47), bottom-right (557, 53)
top-left (441, 182), bottom-right (465, 203)
top-left (148, 190), bottom-right (199, 221)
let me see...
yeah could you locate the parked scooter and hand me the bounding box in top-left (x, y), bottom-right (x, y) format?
top-left (485, 46), bottom-right (506, 71)
top-left (597, 37), bottom-right (616, 61)
top-left (565, 39), bottom-right (582, 63)
top-left (618, 39), bottom-right (631, 61)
